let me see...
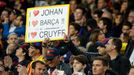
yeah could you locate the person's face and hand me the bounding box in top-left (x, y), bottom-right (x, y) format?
top-left (16, 48), bottom-right (24, 57)
top-left (98, 31), bottom-right (105, 42)
top-left (71, 36), bottom-right (80, 46)
top-left (97, 46), bottom-right (106, 55)
top-left (19, 35), bottom-right (25, 42)
top-left (105, 39), bottom-right (115, 52)
top-left (122, 25), bottom-right (130, 33)
top-left (98, 20), bottom-right (106, 29)
top-left (28, 46), bottom-right (36, 57)
top-left (33, 63), bottom-right (46, 75)
top-left (115, 15), bottom-right (122, 24)
top-left (128, 11), bottom-right (134, 24)
top-left (14, 16), bottom-right (22, 26)
top-left (70, 0), bottom-right (77, 12)
top-left (73, 59), bottom-right (86, 72)
top-left (46, 56), bottom-right (60, 68)
top-left (129, 26), bottom-right (134, 38)
top-left (97, 0), bottom-right (106, 9)
top-left (1, 10), bottom-right (9, 21)
top-left (93, 14), bottom-right (99, 23)
top-left (92, 60), bottom-right (107, 75)
top-left (7, 34), bottom-right (18, 44)
top-left (74, 9), bottom-right (83, 21)
top-left (69, 25), bottom-right (77, 36)
top-left (7, 43), bottom-right (16, 54)
top-left (9, 12), bottom-right (17, 21)
top-left (121, 2), bottom-right (128, 11)
top-left (3, 55), bottom-right (12, 66)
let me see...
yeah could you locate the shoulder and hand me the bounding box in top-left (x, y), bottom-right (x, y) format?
top-left (119, 55), bottom-right (130, 65)
top-left (105, 70), bottom-right (118, 75)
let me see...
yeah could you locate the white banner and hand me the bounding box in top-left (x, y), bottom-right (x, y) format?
top-left (25, 4), bottom-right (70, 42)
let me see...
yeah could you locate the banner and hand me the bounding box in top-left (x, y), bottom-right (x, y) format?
top-left (25, 4), bottom-right (70, 42)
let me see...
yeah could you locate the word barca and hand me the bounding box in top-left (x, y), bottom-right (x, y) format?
top-left (40, 19), bottom-right (59, 26)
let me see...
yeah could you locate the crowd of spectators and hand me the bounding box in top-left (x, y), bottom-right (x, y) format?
top-left (0, 0), bottom-right (134, 75)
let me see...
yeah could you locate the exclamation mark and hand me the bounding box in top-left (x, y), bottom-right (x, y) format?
top-left (29, 12), bottom-right (31, 27)
top-left (61, 18), bottom-right (64, 24)
top-left (28, 32), bottom-right (30, 39)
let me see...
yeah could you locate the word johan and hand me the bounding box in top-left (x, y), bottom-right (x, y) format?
top-left (41, 8), bottom-right (63, 16)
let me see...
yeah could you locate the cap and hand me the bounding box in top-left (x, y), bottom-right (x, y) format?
top-left (30, 42), bottom-right (42, 50)
top-left (20, 43), bottom-right (30, 51)
top-left (46, 48), bottom-right (60, 61)
top-left (7, 32), bottom-right (17, 39)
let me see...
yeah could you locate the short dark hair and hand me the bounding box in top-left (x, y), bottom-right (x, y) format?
top-left (93, 9), bottom-right (103, 18)
top-left (32, 60), bottom-right (45, 69)
top-left (92, 56), bottom-right (109, 66)
top-left (100, 17), bottom-right (112, 31)
top-left (70, 22), bottom-right (81, 33)
top-left (86, 19), bottom-right (97, 30)
top-left (111, 37), bottom-right (122, 53)
top-left (76, 6), bottom-right (86, 15)
top-left (122, 21), bottom-right (132, 29)
top-left (73, 55), bottom-right (88, 65)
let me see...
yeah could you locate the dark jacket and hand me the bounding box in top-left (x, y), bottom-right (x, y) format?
top-left (105, 70), bottom-right (118, 75)
top-left (109, 54), bottom-right (130, 75)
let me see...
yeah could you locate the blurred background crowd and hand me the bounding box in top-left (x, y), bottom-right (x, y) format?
top-left (0, 0), bottom-right (134, 75)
